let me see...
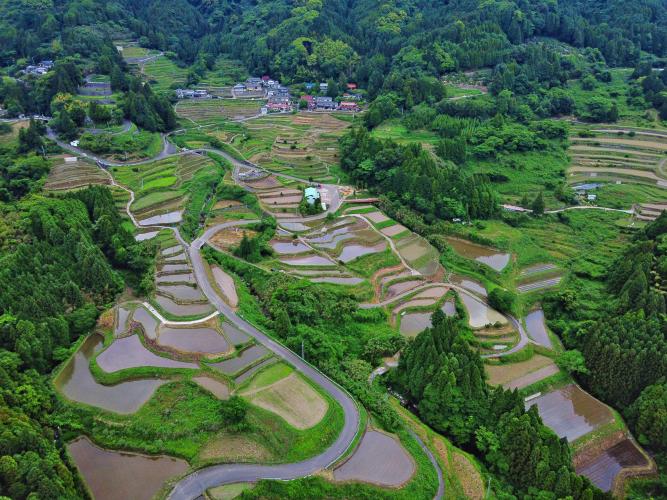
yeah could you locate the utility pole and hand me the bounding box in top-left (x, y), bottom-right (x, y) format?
top-left (301, 340), bottom-right (305, 360)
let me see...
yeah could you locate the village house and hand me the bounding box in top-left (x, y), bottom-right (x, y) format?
top-left (315, 96), bottom-right (336, 110)
top-left (193, 89), bottom-right (209, 98)
top-left (175, 89), bottom-right (195, 99)
top-left (338, 101), bottom-right (359, 112)
top-left (23, 60), bottom-right (53, 76)
top-left (304, 187), bottom-right (321, 205)
top-left (233, 83), bottom-right (246, 94)
top-left (245, 77), bottom-right (263, 91)
top-left (301, 95), bottom-right (315, 109)
top-left (319, 82), bottom-right (328, 93)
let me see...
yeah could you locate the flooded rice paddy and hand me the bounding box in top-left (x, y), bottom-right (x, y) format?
top-left (156, 273), bottom-right (195, 284)
top-left (526, 384), bottom-right (614, 442)
top-left (399, 312), bottom-right (433, 337)
top-left (131, 306), bottom-right (159, 339)
top-left (459, 292), bottom-right (506, 328)
top-left (135, 231), bottom-right (159, 241)
top-left (160, 263), bottom-right (191, 273)
top-left (157, 284), bottom-right (206, 302)
top-left (442, 300), bottom-right (456, 316)
top-left (385, 280), bottom-right (423, 299)
top-left (311, 276), bottom-right (364, 285)
top-left (67, 436), bottom-right (188, 500)
top-left (576, 439), bottom-right (648, 492)
top-left (333, 430), bottom-right (415, 486)
top-left (158, 326), bottom-right (230, 355)
top-left (115, 306), bottom-right (131, 336)
top-left (449, 274), bottom-right (487, 296)
top-left (381, 224), bottom-right (407, 237)
top-left (270, 240), bottom-right (311, 254)
top-left (97, 335), bottom-right (197, 372)
top-left (153, 294), bottom-right (213, 317)
top-left (54, 335), bottom-right (167, 413)
top-left (138, 210), bottom-right (183, 226)
top-left (161, 245), bottom-right (184, 256)
top-left (222, 322), bottom-right (250, 345)
top-left (279, 255), bottom-right (335, 266)
top-left (525, 309), bottom-right (552, 348)
top-left (338, 242), bottom-right (386, 263)
top-left (209, 344), bottom-right (270, 375)
top-left (193, 376), bottom-right (230, 399)
top-left (446, 237), bottom-right (510, 272)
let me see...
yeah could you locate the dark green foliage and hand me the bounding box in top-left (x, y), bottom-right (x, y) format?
top-left (390, 314), bottom-right (599, 498)
top-left (488, 288), bottom-right (516, 313)
top-left (340, 127), bottom-right (498, 222)
top-left (626, 382), bottom-right (667, 450)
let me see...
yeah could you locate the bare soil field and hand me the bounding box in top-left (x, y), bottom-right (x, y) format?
top-left (485, 355), bottom-right (559, 388)
top-left (210, 227), bottom-right (258, 250)
top-left (244, 373), bottom-right (328, 430)
top-left (44, 158), bottom-right (110, 191)
top-left (198, 434), bottom-right (272, 462)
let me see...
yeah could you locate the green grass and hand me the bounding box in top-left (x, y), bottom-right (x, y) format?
top-left (238, 362), bottom-right (293, 392)
top-left (371, 120), bottom-right (440, 145)
top-left (346, 248), bottom-right (402, 277)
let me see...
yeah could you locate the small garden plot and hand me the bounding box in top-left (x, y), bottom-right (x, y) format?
top-left (575, 439), bottom-right (649, 493)
top-left (458, 292), bottom-right (507, 329)
top-left (210, 227), bottom-right (258, 250)
top-left (193, 376), bottom-right (230, 400)
top-left (44, 158), bottom-right (110, 191)
top-left (96, 335), bottom-right (197, 372)
top-left (67, 436), bottom-right (188, 500)
top-left (54, 335), bottom-right (167, 413)
top-left (526, 384), bottom-right (614, 442)
top-left (156, 325), bottom-right (230, 356)
top-left (381, 223), bottom-right (408, 237)
top-left (333, 429), bottom-right (415, 487)
top-left (241, 371), bottom-right (328, 430)
top-left (485, 354), bottom-right (559, 388)
top-left (208, 344), bottom-right (270, 376)
top-left (153, 293), bottom-right (214, 317)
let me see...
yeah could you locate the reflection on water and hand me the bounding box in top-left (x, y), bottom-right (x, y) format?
top-left (446, 237), bottom-right (510, 272)
top-left (338, 242), bottom-right (386, 263)
top-left (54, 335), bottom-right (167, 414)
top-left (576, 439), bottom-right (648, 492)
top-left (525, 309), bottom-right (552, 348)
top-left (449, 274), bottom-right (487, 297)
top-left (459, 292), bottom-right (506, 328)
top-left (67, 436), bottom-right (188, 500)
top-left (526, 384), bottom-right (613, 442)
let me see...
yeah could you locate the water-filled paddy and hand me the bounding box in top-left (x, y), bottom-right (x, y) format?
top-left (158, 326), bottom-right (230, 355)
top-left (385, 279), bottom-right (423, 299)
top-left (270, 240), bottom-right (311, 254)
top-left (97, 335), bottom-right (197, 372)
top-left (279, 255), bottom-right (335, 267)
top-left (333, 430), bottom-right (415, 486)
top-left (163, 253), bottom-right (186, 262)
top-left (138, 210), bottom-right (183, 226)
top-left (131, 306), bottom-right (159, 339)
top-left (338, 242), bottom-right (386, 263)
top-left (450, 274), bottom-right (487, 297)
top-left (193, 376), bottom-right (230, 399)
top-left (160, 263), bottom-right (191, 273)
top-left (446, 237), bottom-right (510, 272)
top-left (526, 384), bottom-right (614, 442)
top-left (156, 273), bottom-right (195, 284)
top-left (115, 306), bottom-right (132, 336)
top-left (153, 294), bottom-right (213, 317)
top-left (209, 344), bottom-right (270, 375)
top-left (67, 436), bottom-right (188, 500)
top-left (161, 245), bottom-right (184, 256)
top-left (399, 312), bottom-right (432, 337)
top-left (576, 439), bottom-right (648, 492)
top-left (459, 292), bottom-right (506, 328)
top-left (525, 309), bottom-right (552, 348)
top-left (135, 231), bottom-right (159, 241)
top-left (222, 323), bottom-right (250, 345)
top-left (311, 276), bottom-right (364, 285)
top-left (442, 300), bottom-right (456, 316)
top-left (157, 284), bottom-right (206, 302)
top-left (54, 335), bottom-right (167, 413)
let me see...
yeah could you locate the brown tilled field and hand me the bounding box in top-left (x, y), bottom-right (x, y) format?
top-left (44, 158), bottom-right (110, 191)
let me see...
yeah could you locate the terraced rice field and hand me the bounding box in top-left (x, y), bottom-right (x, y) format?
top-left (333, 430), bottom-right (415, 487)
top-left (44, 157), bottom-right (111, 191)
top-left (446, 237), bottom-right (511, 272)
top-left (526, 384), bottom-right (614, 442)
top-left (142, 56), bottom-right (187, 92)
top-left (241, 371), bottom-right (328, 430)
top-left (233, 113), bottom-right (351, 183)
top-left (459, 292), bottom-right (507, 329)
top-left (67, 436), bottom-right (188, 500)
top-left (112, 153), bottom-right (216, 221)
top-left (208, 344), bottom-right (271, 377)
top-left (575, 439), bottom-right (649, 492)
top-left (485, 354), bottom-right (559, 389)
top-left (54, 335), bottom-right (167, 413)
top-left (97, 335), bottom-right (197, 372)
top-left (567, 126), bottom-right (667, 203)
top-left (176, 98), bottom-right (264, 125)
